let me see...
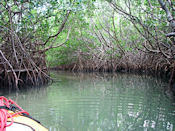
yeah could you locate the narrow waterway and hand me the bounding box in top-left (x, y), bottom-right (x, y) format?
top-left (1, 71), bottom-right (175, 131)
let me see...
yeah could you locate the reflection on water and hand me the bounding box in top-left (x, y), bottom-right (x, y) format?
top-left (1, 71), bottom-right (175, 131)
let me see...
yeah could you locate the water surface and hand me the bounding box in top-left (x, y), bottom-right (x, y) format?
top-left (1, 71), bottom-right (175, 131)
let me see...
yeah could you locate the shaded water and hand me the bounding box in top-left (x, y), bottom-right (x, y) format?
top-left (1, 71), bottom-right (175, 131)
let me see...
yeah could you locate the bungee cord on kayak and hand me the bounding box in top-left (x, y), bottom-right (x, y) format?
top-left (0, 96), bottom-right (29, 131)
top-left (0, 96), bottom-right (48, 131)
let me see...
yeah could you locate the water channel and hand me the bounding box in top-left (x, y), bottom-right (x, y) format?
top-left (1, 71), bottom-right (175, 131)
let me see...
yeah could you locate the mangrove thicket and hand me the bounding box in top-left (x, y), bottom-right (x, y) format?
top-left (0, 0), bottom-right (175, 90)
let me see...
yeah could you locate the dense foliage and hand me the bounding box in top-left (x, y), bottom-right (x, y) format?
top-left (0, 0), bottom-right (80, 87)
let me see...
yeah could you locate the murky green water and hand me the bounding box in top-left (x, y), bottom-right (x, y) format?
top-left (1, 71), bottom-right (175, 131)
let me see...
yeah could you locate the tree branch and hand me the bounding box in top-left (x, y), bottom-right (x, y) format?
top-left (166, 32), bottom-right (175, 37)
top-left (40, 26), bottom-right (71, 52)
top-left (158, 0), bottom-right (173, 22)
top-left (43, 10), bottom-right (71, 45)
top-left (0, 50), bottom-right (18, 88)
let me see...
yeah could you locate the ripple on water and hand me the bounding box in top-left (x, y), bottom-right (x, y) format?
top-left (2, 72), bottom-right (175, 131)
